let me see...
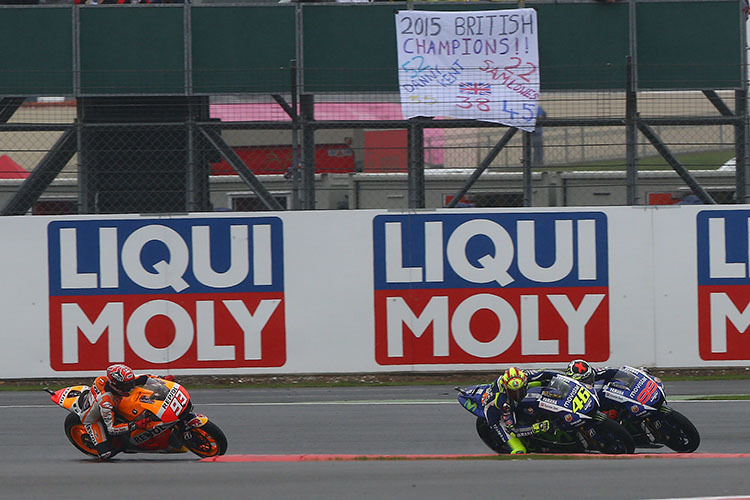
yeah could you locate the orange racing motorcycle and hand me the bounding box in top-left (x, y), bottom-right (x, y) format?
top-left (45, 376), bottom-right (227, 459)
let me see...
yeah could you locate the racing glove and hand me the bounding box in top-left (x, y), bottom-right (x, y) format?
top-left (129, 419), bottom-right (153, 432)
top-left (501, 403), bottom-right (515, 428)
top-left (531, 420), bottom-right (550, 434)
top-left (161, 375), bottom-right (175, 382)
top-left (604, 409), bottom-right (620, 420)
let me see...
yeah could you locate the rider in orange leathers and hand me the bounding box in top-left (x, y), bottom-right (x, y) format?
top-left (78, 364), bottom-right (173, 460)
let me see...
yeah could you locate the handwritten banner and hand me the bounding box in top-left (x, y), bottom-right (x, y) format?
top-left (395, 9), bottom-right (540, 131)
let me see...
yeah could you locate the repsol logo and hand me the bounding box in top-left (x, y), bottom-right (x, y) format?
top-left (48, 217), bottom-right (286, 371)
top-left (373, 212), bottom-right (609, 365)
top-left (131, 423), bottom-right (171, 445)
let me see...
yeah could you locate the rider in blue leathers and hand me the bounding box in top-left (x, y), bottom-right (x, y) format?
top-left (565, 359), bottom-right (653, 420)
top-left (482, 366), bottom-right (560, 454)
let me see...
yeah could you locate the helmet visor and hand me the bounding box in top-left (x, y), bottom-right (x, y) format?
top-left (507, 386), bottom-right (527, 403)
top-left (113, 379), bottom-right (135, 395)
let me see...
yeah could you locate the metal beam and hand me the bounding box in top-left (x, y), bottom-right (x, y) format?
top-left (736, 88), bottom-right (748, 203)
top-left (0, 97), bottom-right (25, 123)
top-left (197, 125), bottom-right (284, 211)
top-left (446, 127), bottom-right (518, 208)
top-left (408, 119), bottom-right (425, 209)
top-left (272, 94), bottom-right (297, 120)
top-left (522, 130), bottom-right (532, 207)
top-left (300, 93), bottom-right (315, 210)
top-left (626, 55), bottom-right (639, 205)
top-left (637, 121), bottom-right (716, 205)
top-left (1, 127), bottom-right (77, 215)
top-left (702, 90), bottom-right (735, 117)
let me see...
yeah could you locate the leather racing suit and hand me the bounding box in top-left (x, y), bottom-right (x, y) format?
top-left (482, 369), bottom-right (559, 454)
top-left (78, 374), bottom-right (152, 459)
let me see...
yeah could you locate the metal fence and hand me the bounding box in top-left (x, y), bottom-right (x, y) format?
top-left (0, 0), bottom-right (745, 214)
top-left (0, 81), bottom-right (745, 214)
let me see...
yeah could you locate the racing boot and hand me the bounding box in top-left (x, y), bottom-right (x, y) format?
top-left (508, 436), bottom-right (527, 454)
top-left (167, 432), bottom-right (189, 453)
top-left (95, 441), bottom-right (123, 461)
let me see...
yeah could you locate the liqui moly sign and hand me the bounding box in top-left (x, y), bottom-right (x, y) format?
top-left (697, 210), bottom-right (750, 360)
top-left (48, 218), bottom-right (286, 371)
top-left (373, 212), bottom-right (609, 365)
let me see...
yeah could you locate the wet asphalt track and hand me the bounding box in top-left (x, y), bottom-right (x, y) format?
top-left (1, 380), bottom-right (749, 500)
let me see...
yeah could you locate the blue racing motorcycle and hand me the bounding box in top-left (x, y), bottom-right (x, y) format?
top-left (594, 366), bottom-right (700, 452)
top-left (457, 374), bottom-right (635, 454)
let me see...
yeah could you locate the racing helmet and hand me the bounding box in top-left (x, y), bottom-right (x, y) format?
top-left (567, 359), bottom-right (595, 386)
top-left (106, 364), bottom-right (136, 396)
top-left (498, 367), bottom-right (529, 404)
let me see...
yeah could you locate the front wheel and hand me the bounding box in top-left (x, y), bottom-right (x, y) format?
top-left (591, 418), bottom-right (636, 454)
top-left (178, 421), bottom-right (228, 458)
top-left (64, 412), bottom-right (98, 457)
top-left (655, 409), bottom-right (700, 453)
top-left (475, 417), bottom-right (509, 454)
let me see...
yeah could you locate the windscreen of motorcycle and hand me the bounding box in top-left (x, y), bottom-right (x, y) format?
top-left (606, 369), bottom-right (664, 408)
top-left (119, 378), bottom-right (190, 423)
top-left (536, 376), bottom-right (597, 416)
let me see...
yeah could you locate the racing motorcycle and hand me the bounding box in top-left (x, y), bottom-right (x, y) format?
top-left (457, 374), bottom-right (635, 454)
top-left (594, 366), bottom-right (700, 452)
top-left (45, 376), bottom-right (227, 459)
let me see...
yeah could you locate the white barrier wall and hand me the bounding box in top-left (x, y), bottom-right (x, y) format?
top-left (1, 206), bottom-right (749, 378)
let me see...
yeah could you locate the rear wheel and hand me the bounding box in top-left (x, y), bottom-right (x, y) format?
top-left (179, 421), bottom-right (228, 458)
top-left (657, 409), bottom-right (700, 453)
top-left (64, 412), bottom-right (98, 457)
top-left (592, 418), bottom-right (636, 454)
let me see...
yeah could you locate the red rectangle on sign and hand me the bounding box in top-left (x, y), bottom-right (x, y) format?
top-left (49, 293), bottom-right (286, 370)
top-left (374, 288), bottom-right (609, 365)
top-left (211, 144), bottom-right (354, 175)
top-left (698, 285), bottom-right (750, 360)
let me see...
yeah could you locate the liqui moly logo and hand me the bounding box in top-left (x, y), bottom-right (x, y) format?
top-left (373, 212), bottom-right (609, 365)
top-left (48, 217), bottom-right (286, 371)
top-left (697, 210), bottom-right (750, 359)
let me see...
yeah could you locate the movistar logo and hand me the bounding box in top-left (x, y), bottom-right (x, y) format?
top-left (463, 400), bottom-right (478, 411)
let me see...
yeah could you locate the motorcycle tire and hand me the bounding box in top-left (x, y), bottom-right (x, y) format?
top-left (179, 421), bottom-right (228, 458)
top-left (64, 412), bottom-right (98, 458)
top-left (593, 418), bottom-right (636, 454)
top-left (658, 409), bottom-right (700, 453)
top-left (475, 417), bottom-right (509, 454)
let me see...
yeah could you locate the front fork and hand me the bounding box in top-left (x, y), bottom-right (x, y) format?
top-left (180, 412), bottom-right (210, 430)
top-left (641, 405), bottom-right (673, 442)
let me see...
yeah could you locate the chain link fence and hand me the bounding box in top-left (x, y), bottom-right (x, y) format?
top-left (0, 82), bottom-right (744, 215)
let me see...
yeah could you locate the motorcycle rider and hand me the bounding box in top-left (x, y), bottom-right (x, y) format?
top-left (482, 366), bottom-right (559, 454)
top-left (565, 359), bottom-right (648, 420)
top-left (78, 364), bottom-right (174, 460)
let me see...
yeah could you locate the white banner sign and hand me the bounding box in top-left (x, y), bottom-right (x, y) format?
top-left (6, 206), bottom-right (750, 377)
top-left (395, 9), bottom-right (540, 131)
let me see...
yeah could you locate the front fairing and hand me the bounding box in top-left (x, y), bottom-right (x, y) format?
top-left (119, 378), bottom-right (190, 423)
top-left (456, 384), bottom-right (491, 418)
top-left (117, 378), bottom-right (192, 450)
top-left (596, 367), bottom-right (665, 417)
top-left (522, 375), bottom-right (599, 428)
top-left (49, 385), bottom-right (90, 414)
